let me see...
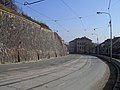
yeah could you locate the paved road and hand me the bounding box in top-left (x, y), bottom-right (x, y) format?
top-left (0, 55), bottom-right (109, 90)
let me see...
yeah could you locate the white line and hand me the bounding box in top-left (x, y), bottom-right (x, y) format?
top-left (8, 67), bottom-right (29, 71)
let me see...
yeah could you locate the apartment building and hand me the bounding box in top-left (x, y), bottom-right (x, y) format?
top-left (69, 37), bottom-right (94, 54)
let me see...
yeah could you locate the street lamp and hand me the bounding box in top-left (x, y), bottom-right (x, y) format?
top-left (24, 0), bottom-right (45, 5)
top-left (92, 33), bottom-right (99, 54)
top-left (97, 12), bottom-right (112, 61)
top-left (92, 33), bottom-right (99, 44)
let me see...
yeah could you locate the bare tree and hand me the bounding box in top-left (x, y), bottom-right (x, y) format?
top-left (0, 0), bottom-right (17, 11)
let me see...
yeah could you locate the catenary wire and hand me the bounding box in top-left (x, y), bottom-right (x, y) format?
top-left (60, 0), bottom-right (87, 30)
top-left (99, 24), bottom-right (110, 41)
top-left (15, 0), bottom-right (69, 32)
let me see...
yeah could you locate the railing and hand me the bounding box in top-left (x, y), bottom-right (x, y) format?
top-left (97, 55), bottom-right (120, 90)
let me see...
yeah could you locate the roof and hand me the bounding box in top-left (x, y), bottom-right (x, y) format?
top-left (69, 36), bottom-right (92, 43)
top-left (80, 36), bottom-right (92, 41)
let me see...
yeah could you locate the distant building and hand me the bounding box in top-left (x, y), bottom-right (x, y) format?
top-left (99, 39), bottom-right (111, 55)
top-left (69, 37), bottom-right (94, 54)
top-left (69, 40), bottom-right (76, 54)
top-left (112, 37), bottom-right (120, 54)
top-left (99, 37), bottom-right (120, 55)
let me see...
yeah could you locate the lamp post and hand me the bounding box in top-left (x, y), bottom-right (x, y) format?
top-left (92, 33), bottom-right (99, 54)
top-left (97, 12), bottom-right (112, 61)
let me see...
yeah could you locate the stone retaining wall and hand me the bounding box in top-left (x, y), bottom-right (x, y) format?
top-left (0, 9), bottom-right (67, 64)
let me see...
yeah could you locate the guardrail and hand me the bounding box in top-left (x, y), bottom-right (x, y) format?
top-left (112, 54), bottom-right (120, 60)
top-left (97, 55), bottom-right (120, 90)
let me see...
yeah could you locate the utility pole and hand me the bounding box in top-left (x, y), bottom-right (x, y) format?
top-left (97, 12), bottom-right (112, 62)
top-left (92, 33), bottom-right (99, 54)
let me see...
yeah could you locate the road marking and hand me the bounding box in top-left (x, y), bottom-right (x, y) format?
top-left (8, 67), bottom-right (29, 71)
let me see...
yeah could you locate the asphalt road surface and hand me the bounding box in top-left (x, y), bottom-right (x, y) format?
top-left (0, 55), bottom-right (110, 90)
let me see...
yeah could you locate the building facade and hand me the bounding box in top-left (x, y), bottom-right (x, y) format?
top-left (112, 37), bottom-right (120, 54)
top-left (69, 40), bottom-right (76, 54)
top-left (99, 39), bottom-right (111, 55)
top-left (99, 37), bottom-right (120, 55)
top-left (69, 37), bottom-right (94, 54)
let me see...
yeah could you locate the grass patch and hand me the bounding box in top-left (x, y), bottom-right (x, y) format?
top-left (0, 4), bottom-right (22, 17)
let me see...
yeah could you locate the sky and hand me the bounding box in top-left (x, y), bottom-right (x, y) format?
top-left (15, 0), bottom-right (120, 43)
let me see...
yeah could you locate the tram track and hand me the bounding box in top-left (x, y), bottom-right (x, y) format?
top-left (0, 57), bottom-right (88, 89)
top-left (0, 55), bottom-right (110, 90)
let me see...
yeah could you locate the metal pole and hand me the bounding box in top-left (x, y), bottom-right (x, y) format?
top-left (107, 13), bottom-right (112, 62)
top-left (92, 33), bottom-right (99, 54)
top-left (97, 37), bottom-right (99, 55)
top-left (109, 19), bottom-right (112, 61)
top-left (3, 0), bottom-right (5, 5)
top-left (97, 12), bottom-right (112, 61)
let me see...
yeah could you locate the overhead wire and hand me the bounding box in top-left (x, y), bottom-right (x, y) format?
top-left (99, 24), bottom-right (110, 41)
top-left (54, 20), bottom-right (69, 32)
top-left (15, 0), bottom-right (69, 32)
top-left (18, 0), bottom-right (115, 43)
top-left (108, 0), bottom-right (111, 10)
top-left (60, 0), bottom-right (87, 30)
top-left (15, 1), bottom-right (54, 21)
top-left (40, 14), bottom-right (95, 22)
top-left (16, 0), bottom-right (110, 41)
top-left (60, 0), bottom-right (78, 17)
top-left (95, 0), bottom-right (112, 42)
top-left (61, 0), bottom-right (110, 41)
top-left (111, 0), bottom-right (120, 8)
top-left (92, 26), bottom-right (108, 31)
top-left (16, 0), bottom-right (96, 32)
